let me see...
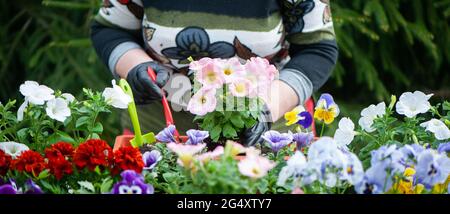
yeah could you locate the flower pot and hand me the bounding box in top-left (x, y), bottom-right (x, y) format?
top-left (113, 135), bottom-right (188, 152)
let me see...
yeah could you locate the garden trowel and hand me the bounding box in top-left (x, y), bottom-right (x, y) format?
top-left (118, 79), bottom-right (156, 147)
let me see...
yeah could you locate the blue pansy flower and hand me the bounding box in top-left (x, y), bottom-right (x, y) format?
top-left (161, 27), bottom-right (235, 64)
top-left (415, 149), bottom-right (450, 189)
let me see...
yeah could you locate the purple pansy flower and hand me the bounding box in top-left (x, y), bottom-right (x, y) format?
top-left (111, 170), bottom-right (154, 194)
top-left (262, 130), bottom-right (293, 152)
top-left (415, 149), bottom-right (450, 189)
top-left (155, 125), bottom-right (176, 143)
top-left (143, 150), bottom-right (162, 170)
top-left (23, 179), bottom-right (43, 194)
top-left (186, 129), bottom-right (209, 145)
top-left (292, 131), bottom-right (314, 150)
top-left (297, 111), bottom-right (313, 129)
top-left (0, 179), bottom-right (18, 194)
top-left (437, 142), bottom-right (450, 154)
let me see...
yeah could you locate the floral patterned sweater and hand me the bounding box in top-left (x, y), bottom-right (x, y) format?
top-left (91, 0), bottom-right (338, 105)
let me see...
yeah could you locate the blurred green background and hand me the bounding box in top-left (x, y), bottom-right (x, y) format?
top-left (1, 0), bottom-right (449, 138)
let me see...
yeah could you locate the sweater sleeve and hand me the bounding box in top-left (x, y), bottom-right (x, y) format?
top-left (278, 0), bottom-right (338, 105)
top-left (90, 0), bottom-right (145, 77)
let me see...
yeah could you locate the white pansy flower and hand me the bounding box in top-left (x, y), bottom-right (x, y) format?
top-left (334, 117), bottom-right (357, 146)
top-left (396, 91), bottom-right (433, 118)
top-left (341, 152), bottom-right (364, 185)
top-left (45, 98), bottom-right (71, 122)
top-left (102, 80), bottom-right (132, 109)
top-left (19, 81), bottom-right (54, 105)
top-left (277, 151), bottom-right (307, 186)
top-left (358, 102), bottom-right (386, 132)
top-left (0, 142), bottom-right (29, 159)
top-left (420, 119), bottom-right (450, 140)
top-left (61, 93), bottom-right (75, 103)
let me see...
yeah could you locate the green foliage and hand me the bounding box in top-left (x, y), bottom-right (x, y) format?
top-left (0, 88), bottom-right (113, 152)
top-left (0, 0), bottom-right (449, 139)
top-left (196, 110), bottom-right (257, 142)
top-left (330, 0), bottom-right (450, 101)
top-left (352, 97), bottom-right (450, 168)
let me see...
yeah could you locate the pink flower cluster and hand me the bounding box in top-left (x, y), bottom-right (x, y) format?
top-left (187, 57), bottom-right (277, 116)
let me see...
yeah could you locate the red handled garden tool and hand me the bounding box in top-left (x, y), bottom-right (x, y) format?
top-left (146, 67), bottom-right (182, 139)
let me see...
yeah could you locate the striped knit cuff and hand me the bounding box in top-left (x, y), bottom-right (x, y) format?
top-left (108, 41), bottom-right (143, 78)
top-left (278, 68), bottom-right (313, 105)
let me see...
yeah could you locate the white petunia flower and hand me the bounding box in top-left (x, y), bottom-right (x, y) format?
top-left (358, 102), bottom-right (386, 132)
top-left (0, 142), bottom-right (29, 159)
top-left (334, 117), bottom-right (357, 146)
top-left (19, 81), bottom-right (54, 105)
top-left (396, 91), bottom-right (433, 118)
top-left (102, 80), bottom-right (132, 109)
top-left (420, 119), bottom-right (450, 140)
top-left (17, 99), bottom-right (29, 122)
top-left (45, 98), bottom-right (71, 122)
top-left (61, 93), bottom-right (75, 103)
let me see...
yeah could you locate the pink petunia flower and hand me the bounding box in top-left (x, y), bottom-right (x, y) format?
top-left (189, 57), bottom-right (213, 71)
top-left (238, 149), bottom-right (275, 179)
top-left (187, 86), bottom-right (217, 116)
top-left (228, 77), bottom-right (255, 98)
top-left (195, 60), bottom-right (225, 88)
top-left (166, 143), bottom-right (206, 168)
top-left (215, 58), bottom-right (245, 83)
top-left (195, 146), bottom-right (224, 163)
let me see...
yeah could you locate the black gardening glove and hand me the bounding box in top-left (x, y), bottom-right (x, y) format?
top-left (242, 104), bottom-right (272, 147)
top-left (126, 61), bottom-right (171, 104)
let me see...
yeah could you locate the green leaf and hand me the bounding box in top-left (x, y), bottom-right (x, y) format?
top-left (92, 122), bottom-right (103, 133)
top-left (56, 130), bottom-right (76, 143)
top-left (75, 116), bottom-right (90, 128)
top-left (223, 111), bottom-right (233, 121)
top-left (230, 113), bottom-right (245, 128)
top-left (162, 172), bottom-right (177, 183)
top-left (210, 125), bottom-right (222, 142)
top-left (78, 106), bottom-right (91, 113)
top-left (223, 123), bottom-right (238, 139)
top-left (91, 133), bottom-right (100, 139)
top-left (78, 181), bottom-right (95, 193)
top-left (100, 178), bottom-right (114, 193)
top-left (243, 117), bottom-right (257, 128)
top-left (37, 169), bottom-right (50, 179)
top-left (17, 128), bottom-right (29, 144)
top-left (443, 101), bottom-right (450, 111)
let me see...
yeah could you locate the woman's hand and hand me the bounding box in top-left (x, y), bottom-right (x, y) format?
top-left (242, 80), bottom-right (299, 146)
top-left (241, 103), bottom-right (272, 146)
top-left (126, 61), bottom-right (171, 104)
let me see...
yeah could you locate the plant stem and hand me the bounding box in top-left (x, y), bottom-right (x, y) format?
top-left (320, 123), bottom-right (325, 137)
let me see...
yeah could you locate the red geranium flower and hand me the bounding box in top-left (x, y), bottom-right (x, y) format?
top-left (113, 146), bottom-right (144, 174)
top-left (11, 150), bottom-right (46, 176)
top-left (45, 142), bottom-right (74, 160)
top-left (47, 154), bottom-right (73, 180)
top-left (73, 139), bottom-right (113, 171)
top-left (0, 150), bottom-right (12, 176)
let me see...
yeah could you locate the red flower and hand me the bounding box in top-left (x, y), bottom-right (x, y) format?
top-left (113, 146), bottom-right (144, 174)
top-left (73, 139), bottom-right (113, 171)
top-left (45, 142), bottom-right (74, 160)
top-left (47, 154), bottom-right (73, 180)
top-left (11, 150), bottom-right (46, 176)
top-left (0, 150), bottom-right (12, 176)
